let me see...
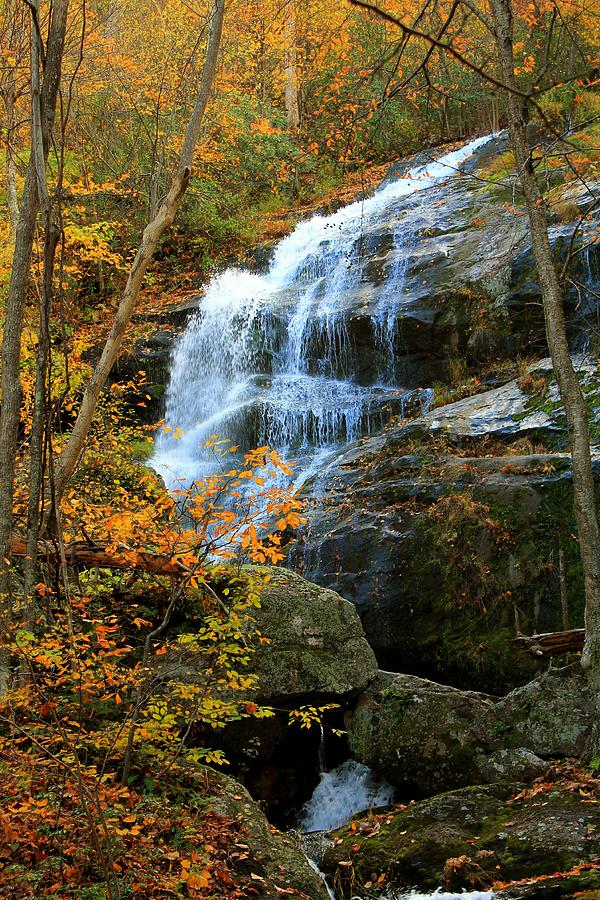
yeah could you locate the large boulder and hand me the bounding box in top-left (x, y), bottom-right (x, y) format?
top-left (176, 568), bottom-right (378, 817)
top-left (323, 780), bottom-right (600, 899)
top-left (348, 672), bottom-right (498, 794)
top-left (250, 566), bottom-right (378, 703)
top-left (201, 766), bottom-right (331, 899)
top-left (347, 667), bottom-right (593, 795)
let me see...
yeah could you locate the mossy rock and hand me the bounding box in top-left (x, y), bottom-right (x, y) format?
top-left (346, 667), bottom-right (593, 796)
top-left (201, 766), bottom-right (331, 898)
top-left (323, 782), bottom-right (600, 898)
top-left (178, 566), bottom-right (377, 705)
top-left (249, 567), bottom-right (378, 703)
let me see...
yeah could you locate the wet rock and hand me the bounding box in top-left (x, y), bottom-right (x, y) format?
top-left (292, 447), bottom-right (568, 690)
top-left (97, 329), bottom-right (177, 422)
top-left (346, 667), bottom-right (593, 795)
top-left (202, 766), bottom-right (331, 899)
top-left (419, 356), bottom-right (600, 443)
top-left (291, 357), bottom-right (600, 690)
top-left (323, 782), bottom-right (600, 898)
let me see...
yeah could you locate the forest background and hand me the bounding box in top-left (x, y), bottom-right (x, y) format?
top-left (0, 0), bottom-right (599, 896)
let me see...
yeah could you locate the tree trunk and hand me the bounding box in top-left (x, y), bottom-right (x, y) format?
top-left (489, 0), bottom-right (600, 740)
top-left (53, 0), bottom-right (226, 501)
top-left (0, 0), bottom-right (70, 591)
top-left (3, 90), bottom-right (19, 237)
top-left (284, 2), bottom-right (300, 133)
top-left (23, 6), bottom-right (60, 627)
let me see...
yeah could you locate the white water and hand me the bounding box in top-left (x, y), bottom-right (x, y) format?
top-left (389, 893), bottom-right (493, 900)
top-left (298, 759), bottom-right (395, 834)
top-left (152, 134), bottom-right (496, 489)
top-left (297, 760), bottom-right (495, 900)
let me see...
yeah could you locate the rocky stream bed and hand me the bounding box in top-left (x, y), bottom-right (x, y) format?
top-left (109, 132), bottom-right (600, 897)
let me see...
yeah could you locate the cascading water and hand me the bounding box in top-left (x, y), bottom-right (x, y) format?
top-left (296, 760), bottom-right (494, 900)
top-left (298, 759), bottom-right (395, 833)
top-left (152, 134), bottom-right (496, 489)
top-left (385, 892), bottom-right (493, 900)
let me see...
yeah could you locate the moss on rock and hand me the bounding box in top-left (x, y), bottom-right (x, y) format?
top-left (201, 766), bottom-right (331, 898)
top-left (323, 783), bottom-right (600, 899)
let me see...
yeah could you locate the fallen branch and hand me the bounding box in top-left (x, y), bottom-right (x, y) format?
top-left (512, 628), bottom-right (585, 657)
top-left (10, 534), bottom-right (186, 578)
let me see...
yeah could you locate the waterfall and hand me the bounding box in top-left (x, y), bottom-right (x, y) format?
top-left (296, 760), bottom-right (495, 900)
top-left (297, 759), bottom-right (395, 833)
top-left (152, 134), bottom-right (496, 489)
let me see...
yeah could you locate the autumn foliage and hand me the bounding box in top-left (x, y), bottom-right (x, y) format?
top-left (0, 433), bottom-right (305, 896)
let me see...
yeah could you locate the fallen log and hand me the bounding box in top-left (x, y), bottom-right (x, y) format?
top-left (10, 534), bottom-right (187, 577)
top-left (512, 628), bottom-right (584, 657)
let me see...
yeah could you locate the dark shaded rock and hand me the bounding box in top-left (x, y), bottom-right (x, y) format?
top-left (203, 766), bottom-right (331, 898)
top-left (323, 782), bottom-right (600, 898)
top-left (290, 358), bottom-right (600, 691)
top-left (92, 329), bottom-right (177, 422)
top-left (346, 667), bottom-right (593, 795)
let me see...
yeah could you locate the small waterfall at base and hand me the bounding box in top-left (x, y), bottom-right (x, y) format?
top-left (152, 134), bottom-right (496, 490)
top-left (298, 759), bottom-right (395, 833)
top-left (386, 892), bottom-right (493, 900)
top-left (296, 760), bottom-right (495, 900)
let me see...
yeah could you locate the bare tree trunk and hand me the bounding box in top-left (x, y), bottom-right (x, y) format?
top-left (1, 0), bottom-right (26, 238)
top-left (559, 544), bottom-right (570, 632)
top-left (284, 1), bottom-right (300, 133)
top-left (4, 91), bottom-right (19, 237)
top-left (489, 0), bottom-right (600, 738)
top-left (0, 0), bottom-right (69, 593)
top-left (53, 0), bottom-right (226, 501)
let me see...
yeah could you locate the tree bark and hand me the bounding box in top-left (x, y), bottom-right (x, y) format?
top-left (4, 90), bottom-right (19, 237)
top-left (489, 0), bottom-right (600, 735)
top-left (0, 0), bottom-right (69, 588)
top-left (513, 629), bottom-right (584, 657)
top-left (1, 0), bottom-right (26, 238)
top-left (284, 1), bottom-right (300, 133)
top-left (53, 0), bottom-right (226, 501)
top-left (23, 3), bottom-right (60, 626)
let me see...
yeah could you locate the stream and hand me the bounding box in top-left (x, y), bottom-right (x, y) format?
top-left (152, 136), bottom-right (505, 899)
top-left (296, 759), bottom-right (493, 900)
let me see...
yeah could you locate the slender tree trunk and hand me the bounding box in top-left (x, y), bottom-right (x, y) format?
top-left (53, 0), bottom-right (226, 501)
top-left (0, 0), bottom-right (69, 591)
top-left (284, 1), bottom-right (300, 133)
top-left (559, 544), bottom-right (570, 632)
top-left (489, 0), bottom-right (600, 737)
top-left (20, 12), bottom-right (63, 686)
top-left (3, 90), bottom-right (19, 237)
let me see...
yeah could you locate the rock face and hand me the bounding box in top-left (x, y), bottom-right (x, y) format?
top-left (184, 568), bottom-right (377, 817)
top-left (202, 766), bottom-right (331, 899)
top-left (346, 667), bottom-right (594, 795)
top-left (323, 781), bottom-right (600, 899)
top-left (250, 567), bottom-right (378, 703)
top-left (419, 356), bottom-right (600, 443)
top-left (291, 358), bottom-right (600, 690)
